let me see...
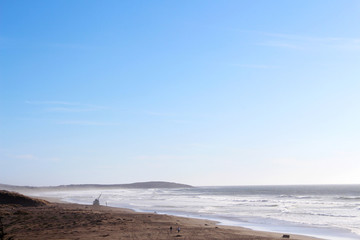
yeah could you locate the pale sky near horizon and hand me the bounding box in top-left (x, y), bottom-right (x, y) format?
top-left (1, 0), bottom-right (360, 186)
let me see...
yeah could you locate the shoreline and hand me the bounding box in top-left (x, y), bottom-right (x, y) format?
top-left (0, 193), bottom-right (323, 240)
top-left (143, 210), bottom-right (357, 240)
top-left (58, 199), bottom-right (359, 240)
top-left (16, 189), bottom-right (360, 240)
top-left (106, 205), bottom-right (355, 240)
top-left (41, 195), bottom-right (324, 239)
top-left (49, 196), bottom-right (326, 240)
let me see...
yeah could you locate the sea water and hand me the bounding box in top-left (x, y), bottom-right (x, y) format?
top-left (31, 185), bottom-right (360, 240)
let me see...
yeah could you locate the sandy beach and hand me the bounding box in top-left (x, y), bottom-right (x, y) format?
top-left (0, 191), bottom-right (322, 240)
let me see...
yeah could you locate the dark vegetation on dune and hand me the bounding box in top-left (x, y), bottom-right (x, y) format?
top-left (0, 190), bottom-right (49, 207)
top-left (0, 191), bottom-right (49, 240)
top-left (0, 215), bottom-right (13, 240)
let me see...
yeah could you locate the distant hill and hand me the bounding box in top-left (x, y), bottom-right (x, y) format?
top-left (0, 181), bottom-right (193, 191)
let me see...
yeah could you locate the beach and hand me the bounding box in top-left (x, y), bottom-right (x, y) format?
top-left (0, 192), bottom-right (320, 240)
top-left (25, 185), bottom-right (360, 240)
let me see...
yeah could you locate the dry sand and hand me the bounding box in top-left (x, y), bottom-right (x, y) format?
top-left (0, 191), bottom-right (322, 240)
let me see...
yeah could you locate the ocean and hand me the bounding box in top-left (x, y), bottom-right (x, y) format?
top-left (31, 185), bottom-right (360, 240)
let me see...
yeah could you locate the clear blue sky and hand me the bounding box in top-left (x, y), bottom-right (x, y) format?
top-left (1, 0), bottom-right (360, 186)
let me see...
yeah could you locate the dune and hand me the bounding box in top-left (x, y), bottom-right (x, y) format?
top-left (0, 190), bottom-right (49, 207)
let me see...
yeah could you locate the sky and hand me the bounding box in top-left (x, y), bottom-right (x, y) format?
top-left (1, 0), bottom-right (360, 186)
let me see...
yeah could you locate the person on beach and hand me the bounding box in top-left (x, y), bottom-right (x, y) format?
top-left (170, 226), bottom-right (172, 232)
top-left (177, 227), bottom-right (180, 233)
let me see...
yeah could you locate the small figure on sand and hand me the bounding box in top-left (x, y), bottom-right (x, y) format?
top-left (170, 226), bottom-right (173, 232)
top-left (177, 227), bottom-right (180, 233)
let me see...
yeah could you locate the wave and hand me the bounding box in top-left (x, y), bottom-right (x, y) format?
top-left (278, 194), bottom-right (293, 198)
top-left (235, 199), bottom-right (269, 203)
top-left (277, 195), bottom-right (315, 199)
top-left (307, 212), bottom-right (356, 218)
top-left (336, 196), bottom-right (360, 201)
